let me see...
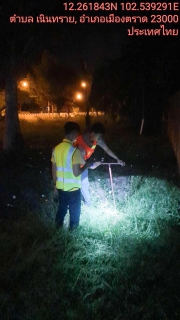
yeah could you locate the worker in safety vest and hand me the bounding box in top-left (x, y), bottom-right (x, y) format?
top-left (51, 121), bottom-right (100, 229)
top-left (74, 122), bottom-right (125, 206)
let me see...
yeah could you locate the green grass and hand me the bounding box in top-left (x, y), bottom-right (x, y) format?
top-left (0, 116), bottom-right (180, 319)
top-left (1, 177), bottom-right (180, 320)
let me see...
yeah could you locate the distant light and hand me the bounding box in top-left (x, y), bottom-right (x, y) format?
top-left (76, 92), bottom-right (83, 100)
top-left (81, 81), bottom-right (87, 88)
top-left (22, 81), bottom-right (28, 87)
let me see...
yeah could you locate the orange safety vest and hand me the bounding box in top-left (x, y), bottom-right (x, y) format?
top-left (75, 135), bottom-right (97, 160)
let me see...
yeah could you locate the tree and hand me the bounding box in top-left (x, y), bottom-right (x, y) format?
top-left (31, 51), bottom-right (80, 112)
top-left (0, 1), bottom-right (40, 150)
top-left (0, 0), bottom-right (64, 151)
top-left (90, 36), bottom-right (180, 134)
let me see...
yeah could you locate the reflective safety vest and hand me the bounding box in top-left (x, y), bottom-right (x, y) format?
top-left (53, 141), bottom-right (81, 191)
top-left (75, 135), bottom-right (97, 160)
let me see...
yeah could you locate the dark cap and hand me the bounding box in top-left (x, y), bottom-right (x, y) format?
top-left (64, 122), bottom-right (80, 135)
top-left (90, 122), bottom-right (105, 134)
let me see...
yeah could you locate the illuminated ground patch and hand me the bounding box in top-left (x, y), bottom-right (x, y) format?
top-left (60, 176), bottom-right (129, 230)
top-left (71, 175), bottom-right (180, 238)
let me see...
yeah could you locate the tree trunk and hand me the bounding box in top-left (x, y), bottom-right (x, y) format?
top-left (85, 99), bottom-right (91, 130)
top-left (3, 72), bottom-right (22, 151)
top-left (85, 106), bottom-right (91, 130)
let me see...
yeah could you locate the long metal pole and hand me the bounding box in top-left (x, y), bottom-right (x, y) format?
top-left (100, 163), bottom-right (122, 165)
top-left (100, 163), bottom-right (122, 211)
top-left (108, 164), bottom-right (116, 211)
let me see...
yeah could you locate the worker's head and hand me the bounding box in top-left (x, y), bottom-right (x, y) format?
top-left (64, 122), bottom-right (80, 142)
top-left (90, 122), bottom-right (105, 142)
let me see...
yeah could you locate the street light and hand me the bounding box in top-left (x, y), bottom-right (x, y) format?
top-left (81, 81), bottom-right (88, 107)
top-left (81, 81), bottom-right (87, 88)
top-left (22, 80), bottom-right (28, 88)
top-left (75, 92), bottom-right (83, 101)
top-left (19, 79), bottom-right (29, 91)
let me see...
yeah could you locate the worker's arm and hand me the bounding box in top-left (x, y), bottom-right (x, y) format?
top-left (78, 145), bottom-right (86, 163)
top-left (52, 162), bottom-right (56, 184)
top-left (72, 148), bottom-right (102, 176)
top-left (78, 145), bottom-right (101, 169)
top-left (97, 138), bottom-right (125, 166)
top-left (89, 161), bottom-right (101, 169)
top-left (51, 149), bottom-right (57, 184)
top-left (73, 161), bottom-right (92, 177)
top-left (52, 161), bottom-right (58, 196)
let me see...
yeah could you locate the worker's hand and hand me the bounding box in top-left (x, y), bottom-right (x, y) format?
top-left (90, 161), bottom-right (102, 169)
top-left (117, 159), bottom-right (126, 166)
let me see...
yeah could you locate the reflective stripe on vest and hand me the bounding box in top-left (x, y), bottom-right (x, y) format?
top-left (54, 143), bottom-right (81, 191)
top-left (56, 177), bottom-right (80, 183)
top-left (56, 167), bottom-right (69, 172)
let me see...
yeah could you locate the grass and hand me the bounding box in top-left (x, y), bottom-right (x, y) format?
top-left (0, 115), bottom-right (180, 319)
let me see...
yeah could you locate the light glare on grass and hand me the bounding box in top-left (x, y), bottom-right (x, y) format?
top-left (62, 203), bottom-right (123, 231)
top-left (77, 176), bottom-right (180, 237)
top-left (81, 204), bottom-right (124, 229)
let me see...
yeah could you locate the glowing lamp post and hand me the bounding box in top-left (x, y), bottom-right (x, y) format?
top-left (22, 80), bottom-right (28, 88)
top-left (19, 79), bottom-right (29, 90)
top-left (75, 92), bottom-right (83, 101)
top-left (81, 81), bottom-right (87, 88)
top-left (81, 82), bottom-right (87, 105)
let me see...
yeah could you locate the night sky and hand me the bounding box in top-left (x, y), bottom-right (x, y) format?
top-left (1, 0), bottom-right (179, 73)
top-left (55, 24), bottom-right (127, 71)
top-left (0, 0), bottom-right (179, 97)
top-left (1, 1), bottom-right (126, 61)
